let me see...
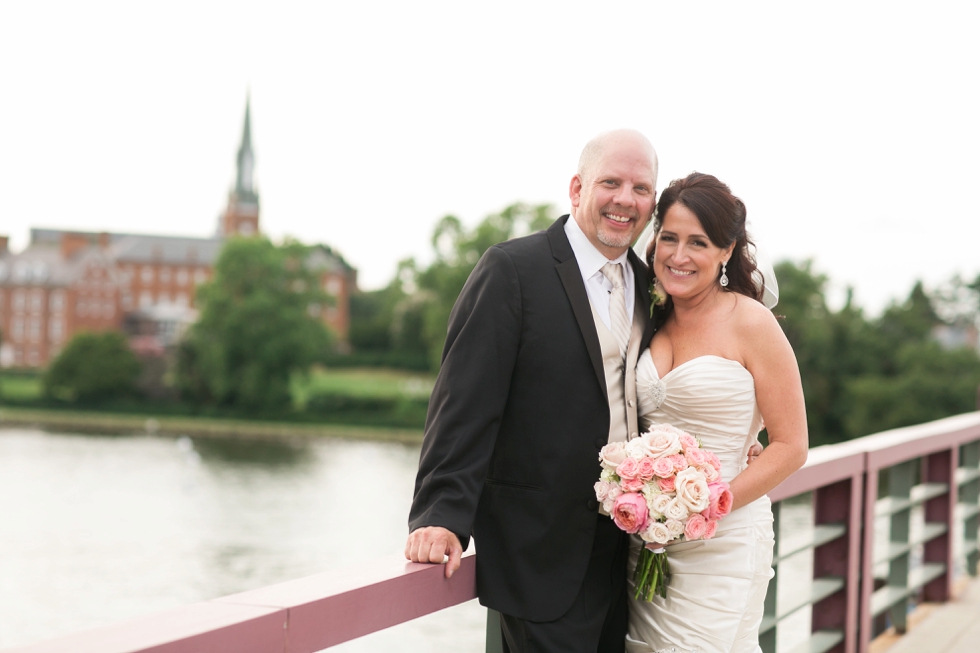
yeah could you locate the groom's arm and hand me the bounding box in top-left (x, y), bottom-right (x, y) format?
top-left (406, 246), bottom-right (522, 576)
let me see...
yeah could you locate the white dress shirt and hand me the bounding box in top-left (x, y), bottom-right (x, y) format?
top-left (564, 217), bottom-right (635, 331)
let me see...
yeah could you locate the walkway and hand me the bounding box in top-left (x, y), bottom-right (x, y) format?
top-left (873, 577), bottom-right (980, 653)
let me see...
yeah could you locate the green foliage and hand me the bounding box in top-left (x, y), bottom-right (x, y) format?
top-left (175, 237), bottom-right (334, 414)
top-left (408, 203), bottom-right (555, 369)
top-left (775, 261), bottom-right (980, 445)
top-left (43, 331), bottom-right (140, 403)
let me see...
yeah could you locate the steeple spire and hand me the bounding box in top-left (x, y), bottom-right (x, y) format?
top-left (235, 94), bottom-right (257, 203)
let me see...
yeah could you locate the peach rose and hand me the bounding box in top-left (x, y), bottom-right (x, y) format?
top-left (657, 476), bottom-right (676, 493)
top-left (675, 467), bottom-right (711, 513)
top-left (702, 464), bottom-right (720, 482)
top-left (704, 450), bottom-right (722, 471)
top-left (684, 513), bottom-right (708, 540)
top-left (706, 482), bottom-right (734, 520)
top-left (612, 493), bottom-right (649, 534)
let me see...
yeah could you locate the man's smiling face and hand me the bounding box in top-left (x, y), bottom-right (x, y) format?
top-left (570, 133), bottom-right (657, 259)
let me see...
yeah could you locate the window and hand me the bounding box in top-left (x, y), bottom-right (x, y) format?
top-left (49, 319), bottom-right (63, 342)
top-left (139, 291), bottom-right (152, 308)
top-left (194, 269), bottom-right (207, 284)
top-left (176, 268), bottom-right (189, 285)
top-left (13, 290), bottom-right (25, 311)
top-left (49, 290), bottom-right (65, 312)
top-left (159, 267), bottom-right (171, 283)
top-left (325, 278), bottom-right (343, 295)
top-left (175, 292), bottom-right (188, 307)
top-left (141, 266), bottom-right (154, 283)
top-left (29, 319), bottom-right (41, 342)
top-left (12, 318), bottom-right (24, 341)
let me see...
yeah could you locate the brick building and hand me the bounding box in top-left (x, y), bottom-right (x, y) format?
top-left (0, 100), bottom-right (355, 368)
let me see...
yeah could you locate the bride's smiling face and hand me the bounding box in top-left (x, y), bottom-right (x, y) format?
top-left (654, 202), bottom-right (733, 300)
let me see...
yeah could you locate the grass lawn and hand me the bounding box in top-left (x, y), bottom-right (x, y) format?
top-left (293, 367), bottom-right (435, 404)
top-left (0, 374), bottom-right (42, 402)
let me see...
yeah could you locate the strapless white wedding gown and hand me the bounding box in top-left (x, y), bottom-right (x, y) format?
top-left (626, 351), bottom-right (775, 653)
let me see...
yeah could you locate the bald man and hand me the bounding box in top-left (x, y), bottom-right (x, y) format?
top-left (407, 130), bottom-right (658, 653)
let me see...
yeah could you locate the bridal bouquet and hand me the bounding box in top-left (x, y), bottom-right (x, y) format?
top-left (594, 424), bottom-right (733, 601)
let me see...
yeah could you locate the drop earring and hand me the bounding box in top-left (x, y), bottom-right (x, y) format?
top-left (720, 261), bottom-right (729, 287)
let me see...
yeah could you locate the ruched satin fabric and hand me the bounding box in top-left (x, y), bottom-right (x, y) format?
top-left (626, 352), bottom-right (775, 653)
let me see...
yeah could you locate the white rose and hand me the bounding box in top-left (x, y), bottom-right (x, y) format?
top-left (600, 468), bottom-right (617, 483)
top-left (674, 467), bottom-right (711, 513)
top-left (664, 497), bottom-right (689, 521)
top-left (665, 519), bottom-right (685, 539)
top-left (624, 438), bottom-right (648, 460)
top-left (640, 426), bottom-right (683, 458)
top-left (651, 493), bottom-right (672, 516)
top-left (599, 441), bottom-right (628, 470)
top-left (642, 521), bottom-right (671, 545)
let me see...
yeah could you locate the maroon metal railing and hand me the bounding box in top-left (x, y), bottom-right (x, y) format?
top-left (10, 412), bottom-right (980, 653)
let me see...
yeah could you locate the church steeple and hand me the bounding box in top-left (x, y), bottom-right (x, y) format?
top-left (219, 95), bottom-right (260, 237)
top-left (235, 96), bottom-right (257, 203)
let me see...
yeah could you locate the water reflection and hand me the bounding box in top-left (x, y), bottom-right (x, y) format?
top-left (190, 434), bottom-right (314, 468)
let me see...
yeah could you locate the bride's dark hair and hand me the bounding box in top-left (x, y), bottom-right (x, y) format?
top-left (646, 172), bottom-right (762, 326)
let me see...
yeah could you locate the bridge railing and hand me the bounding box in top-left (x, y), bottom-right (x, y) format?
top-left (11, 412), bottom-right (980, 653)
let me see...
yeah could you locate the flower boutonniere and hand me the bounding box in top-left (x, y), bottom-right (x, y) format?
top-left (649, 278), bottom-right (667, 317)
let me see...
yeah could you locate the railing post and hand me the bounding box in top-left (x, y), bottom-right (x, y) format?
top-left (962, 441), bottom-right (980, 577)
top-left (923, 448), bottom-right (957, 601)
top-left (486, 609), bottom-right (503, 653)
top-left (760, 501), bottom-right (780, 653)
top-left (886, 460), bottom-right (914, 633)
top-left (812, 476), bottom-right (861, 653)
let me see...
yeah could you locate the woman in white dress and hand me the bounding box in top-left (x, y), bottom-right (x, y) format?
top-left (626, 173), bottom-right (808, 653)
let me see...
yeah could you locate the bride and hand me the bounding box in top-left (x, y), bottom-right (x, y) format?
top-left (626, 173), bottom-right (808, 653)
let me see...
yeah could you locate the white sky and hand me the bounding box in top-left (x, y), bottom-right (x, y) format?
top-left (1, 1), bottom-right (977, 314)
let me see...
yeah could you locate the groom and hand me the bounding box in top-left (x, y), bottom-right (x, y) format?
top-left (406, 129), bottom-right (658, 653)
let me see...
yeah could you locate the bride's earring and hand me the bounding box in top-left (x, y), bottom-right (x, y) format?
top-left (719, 261), bottom-right (729, 287)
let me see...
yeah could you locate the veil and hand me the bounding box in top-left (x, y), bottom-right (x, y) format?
top-left (632, 224), bottom-right (779, 309)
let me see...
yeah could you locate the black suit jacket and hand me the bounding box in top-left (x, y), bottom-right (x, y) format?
top-left (409, 215), bottom-right (653, 621)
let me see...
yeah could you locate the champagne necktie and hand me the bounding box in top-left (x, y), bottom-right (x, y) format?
top-left (601, 262), bottom-right (631, 360)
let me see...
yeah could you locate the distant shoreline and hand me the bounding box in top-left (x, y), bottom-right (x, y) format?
top-left (0, 406), bottom-right (424, 444)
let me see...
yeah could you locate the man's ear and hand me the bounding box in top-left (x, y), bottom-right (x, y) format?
top-left (569, 175), bottom-right (583, 209)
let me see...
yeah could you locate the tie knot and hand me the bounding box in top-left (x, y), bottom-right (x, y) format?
top-left (602, 262), bottom-right (625, 289)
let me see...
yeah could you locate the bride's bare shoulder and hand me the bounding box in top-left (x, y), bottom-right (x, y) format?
top-left (731, 294), bottom-right (782, 338)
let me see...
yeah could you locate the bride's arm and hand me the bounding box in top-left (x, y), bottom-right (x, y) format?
top-left (728, 302), bottom-right (808, 512)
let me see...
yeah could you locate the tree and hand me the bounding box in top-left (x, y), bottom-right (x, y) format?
top-left (43, 331), bottom-right (140, 403)
top-left (175, 237), bottom-right (334, 413)
top-left (408, 202), bottom-right (555, 368)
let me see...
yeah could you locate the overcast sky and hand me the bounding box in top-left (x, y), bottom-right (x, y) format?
top-left (2, 1), bottom-right (977, 314)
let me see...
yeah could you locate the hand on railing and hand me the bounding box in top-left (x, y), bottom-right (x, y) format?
top-left (405, 526), bottom-right (463, 578)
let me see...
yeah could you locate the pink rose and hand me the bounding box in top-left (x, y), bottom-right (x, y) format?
top-left (652, 457), bottom-right (675, 479)
top-left (637, 457), bottom-right (657, 481)
top-left (599, 442), bottom-right (628, 470)
top-left (704, 450), bottom-right (722, 471)
top-left (612, 493), bottom-right (649, 534)
top-left (617, 457), bottom-right (640, 480)
top-left (684, 513), bottom-right (707, 540)
top-left (657, 476), bottom-right (676, 493)
top-left (621, 477), bottom-right (644, 493)
top-left (706, 482), bottom-right (734, 520)
top-left (678, 433), bottom-right (699, 452)
top-left (703, 519), bottom-right (718, 539)
top-left (670, 454), bottom-right (688, 473)
top-left (685, 448), bottom-right (708, 468)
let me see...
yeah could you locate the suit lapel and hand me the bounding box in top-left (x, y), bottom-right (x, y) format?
top-left (549, 217), bottom-right (607, 399)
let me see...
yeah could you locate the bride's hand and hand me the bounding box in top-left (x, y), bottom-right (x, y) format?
top-left (645, 540), bottom-right (680, 550)
top-left (746, 442), bottom-right (763, 464)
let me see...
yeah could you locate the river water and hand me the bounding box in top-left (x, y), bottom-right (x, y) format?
top-left (1, 427), bottom-right (820, 652)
